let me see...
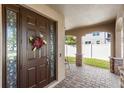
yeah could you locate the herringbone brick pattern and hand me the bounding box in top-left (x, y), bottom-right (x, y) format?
top-left (54, 64), bottom-right (120, 88)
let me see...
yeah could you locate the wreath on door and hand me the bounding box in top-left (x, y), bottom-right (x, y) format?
top-left (29, 34), bottom-right (47, 51)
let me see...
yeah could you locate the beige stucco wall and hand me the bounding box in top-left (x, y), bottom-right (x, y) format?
top-left (115, 31), bottom-right (122, 57)
top-left (115, 8), bottom-right (124, 65)
top-left (115, 14), bottom-right (124, 58)
top-left (0, 4), bottom-right (65, 88)
top-left (66, 22), bottom-right (116, 57)
top-left (0, 4), bottom-right (2, 88)
top-left (66, 23), bottom-right (115, 36)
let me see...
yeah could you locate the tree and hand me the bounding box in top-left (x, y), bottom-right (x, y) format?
top-left (65, 36), bottom-right (76, 46)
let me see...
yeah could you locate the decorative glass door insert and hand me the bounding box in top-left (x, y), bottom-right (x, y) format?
top-left (6, 9), bottom-right (17, 88)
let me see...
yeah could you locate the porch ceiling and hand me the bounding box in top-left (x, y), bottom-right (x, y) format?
top-left (49, 4), bottom-right (124, 30)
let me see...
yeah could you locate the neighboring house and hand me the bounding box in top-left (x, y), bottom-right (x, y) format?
top-left (82, 32), bottom-right (111, 45)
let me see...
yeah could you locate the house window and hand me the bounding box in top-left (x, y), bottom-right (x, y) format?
top-left (96, 40), bottom-right (100, 44)
top-left (85, 41), bottom-right (91, 44)
top-left (85, 41), bottom-right (87, 44)
top-left (93, 32), bottom-right (100, 36)
top-left (106, 33), bottom-right (111, 42)
top-left (107, 33), bottom-right (111, 38)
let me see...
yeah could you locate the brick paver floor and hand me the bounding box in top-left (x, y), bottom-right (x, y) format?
top-left (54, 64), bottom-right (120, 88)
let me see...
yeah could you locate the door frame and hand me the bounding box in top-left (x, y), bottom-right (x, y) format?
top-left (2, 4), bottom-right (58, 88)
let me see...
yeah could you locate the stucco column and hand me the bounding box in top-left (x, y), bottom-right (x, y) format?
top-left (0, 5), bottom-right (2, 88)
top-left (76, 36), bottom-right (82, 66)
top-left (115, 31), bottom-right (121, 57)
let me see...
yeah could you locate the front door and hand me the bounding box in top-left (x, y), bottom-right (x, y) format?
top-left (20, 7), bottom-right (49, 88)
top-left (2, 4), bottom-right (56, 88)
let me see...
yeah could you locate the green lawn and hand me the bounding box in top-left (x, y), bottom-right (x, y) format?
top-left (66, 56), bottom-right (110, 69)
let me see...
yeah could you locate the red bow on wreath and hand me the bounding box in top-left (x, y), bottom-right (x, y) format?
top-left (29, 35), bottom-right (47, 51)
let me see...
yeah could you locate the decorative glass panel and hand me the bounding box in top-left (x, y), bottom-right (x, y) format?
top-left (6, 9), bottom-right (17, 88)
top-left (49, 24), bottom-right (56, 79)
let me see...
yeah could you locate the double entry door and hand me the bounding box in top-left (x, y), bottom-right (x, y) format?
top-left (2, 5), bottom-right (56, 88)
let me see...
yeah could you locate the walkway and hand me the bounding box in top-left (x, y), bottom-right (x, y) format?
top-left (54, 64), bottom-right (120, 88)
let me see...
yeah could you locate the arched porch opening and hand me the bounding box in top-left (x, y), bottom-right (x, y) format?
top-left (82, 31), bottom-right (111, 69)
top-left (65, 23), bottom-right (115, 67)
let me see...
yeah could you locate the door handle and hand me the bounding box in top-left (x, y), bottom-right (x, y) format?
top-left (46, 57), bottom-right (49, 65)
